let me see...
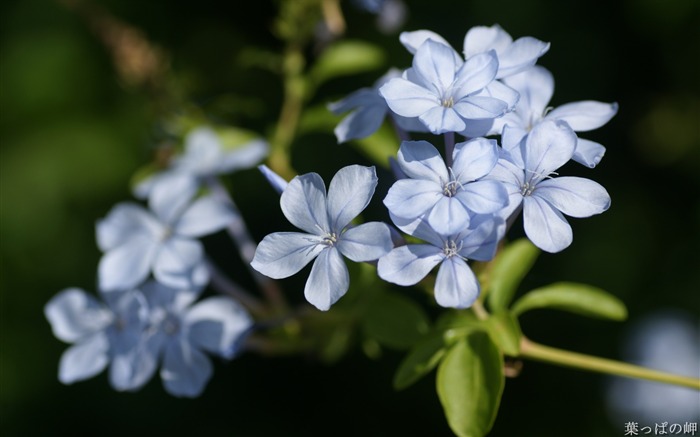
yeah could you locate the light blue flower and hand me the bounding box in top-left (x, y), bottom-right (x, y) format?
top-left (44, 287), bottom-right (151, 390)
top-left (383, 139), bottom-right (508, 236)
top-left (251, 165), bottom-right (393, 311)
top-left (495, 66), bottom-right (618, 168)
top-left (96, 187), bottom-right (234, 292)
top-left (487, 120), bottom-right (611, 253)
top-left (379, 40), bottom-right (511, 134)
top-left (125, 281), bottom-right (253, 398)
top-left (378, 214), bottom-right (504, 308)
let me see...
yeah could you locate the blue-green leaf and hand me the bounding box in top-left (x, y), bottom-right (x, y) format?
top-left (393, 333), bottom-right (447, 390)
top-left (437, 332), bottom-right (505, 437)
top-left (511, 282), bottom-right (628, 321)
top-left (485, 311), bottom-right (522, 356)
top-left (362, 291), bottom-right (430, 350)
top-left (486, 239), bottom-right (539, 311)
top-left (309, 41), bottom-right (385, 86)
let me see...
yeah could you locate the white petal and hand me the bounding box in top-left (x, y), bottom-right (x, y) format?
top-left (109, 331), bottom-right (164, 392)
top-left (185, 296), bottom-right (253, 359)
top-left (377, 244), bottom-right (444, 286)
top-left (453, 96), bottom-right (508, 120)
top-left (326, 165), bottom-right (377, 232)
top-left (174, 196), bottom-right (234, 237)
top-left (148, 172), bottom-right (199, 225)
top-left (258, 164), bottom-right (288, 195)
top-left (250, 232), bottom-right (324, 279)
top-left (179, 127), bottom-right (221, 174)
top-left (217, 139), bottom-right (269, 174)
top-left (452, 137), bottom-right (500, 182)
top-left (379, 78), bottom-right (439, 118)
top-left (58, 332), bottom-right (109, 384)
top-left (98, 235), bottom-right (158, 292)
top-left (388, 213), bottom-right (444, 248)
top-left (496, 37), bottom-right (550, 78)
top-left (427, 196), bottom-right (471, 236)
top-left (546, 101), bottom-right (619, 132)
top-left (413, 39), bottom-right (461, 93)
top-left (419, 106), bottom-right (466, 134)
top-left (383, 178), bottom-right (442, 220)
top-left (153, 237), bottom-right (206, 290)
top-left (304, 248), bottom-right (349, 311)
top-left (434, 257), bottom-right (479, 308)
top-left (455, 180), bottom-right (509, 214)
top-left (96, 203), bottom-right (162, 252)
top-left (45, 288), bottom-right (112, 343)
top-left (463, 24), bottom-right (512, 58)
top-left (397, 140), bottom-right (448, 182)
top-left (141, 280), bottom-right (200, 313)
top-left (400, 30), bottom-right (451, 54)
top-left (453, 51), bottom-right (499, 97)
top-left (523, 120), bottom-right (577, 177)
top-left (477, 80), bottom-right (520, 111)
top-left (280, 172), bottom-right (329, 234)
top-left (337, 222), bottom-right (393, 262)
top-left (523, 196), bottom-right (573, 253)
top-left (161, 339), bottom-right (213, 398)
top-left (456, 215), bottom-right (505, 261)
top-left (504, 65), bottom-right (554, 118)
top-left (501, 125), bottom-right (528, 163)
top-left (334, 106), bottom-right (386, 143)
top-left (328, 88), bottom-right (379, 114)
top-left (572, 138), bottom-right (606, 168)
top-left (535, 177), bottom-right (611, 218)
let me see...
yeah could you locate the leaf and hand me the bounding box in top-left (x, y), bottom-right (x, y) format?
top-left (393, 333), bottom-right (447, 390)
top-left (362, 291), bottom-right (430, 350)
top-left (486, 239), bottom-right (540, 311)
top-left (437, 332), bottom-right (505, 437)
top-left (485, 311), bottom-right (522, 356)
top-left (309, 41), bottom-right (385, 86)
top-left (510, 282), bottom-right (628, 321)
top-left (351, 123), bottom-right (400, 167)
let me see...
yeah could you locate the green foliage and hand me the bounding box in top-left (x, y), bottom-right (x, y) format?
top-left (437, 332), bottom-right (505, 437)
top-left (393, 333), bottom-right (448, 390)
top-left (308, 40), bottom-right (385, 87)
top-left (485, 239), bottom-right (539, 311)
top-left (362, 290), bottom-right (431, 350)
top-left (511, 282), bottom-right (628, 321)
top-left (484, 311), bottom-right (522, 356)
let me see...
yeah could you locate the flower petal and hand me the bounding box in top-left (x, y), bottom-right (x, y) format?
top-left (400, 30), bottom-right (451, 54)
top-left (217, 139), bottom-right (269, 174)
top-left (45, 288), bottom-right (112, 343)
top-left (337, 222), bottom-right (393, 262)
top-left (98, 235), bottom-right (158, 292)
top-left (546, 101), bottom-right (619, 132)
top-left (397, 140), bottom-right (448, 182)
top-left (427, 196), bottom-right (471, 236)
top-left (379, 78), bottom-right (439, 118)
top-left (419, 106), bottom-right (466, 134)
top-left (174, 196), bottom-right (234, 237)
top-left (455, 215), bottom-right (505, 261)
top-left (413, 39), bottom-right (461, 93)
top-left (328, 88), bottom-right (379, 114)
top-left (453, 51), bottom-right (499, 97)
top-left (388, 213), bottom-right (444, 247)
top-left (161, 338), bottom-right (213, 398)
top-left (153, 237), bottom-right (207, 290)
top-left (453, 95), bottom-right (508, 120)
top-left (477, 80), bottom-right (520, 111)
top-left (523, 196), bottom-right (573, 253)
top-left (535, 177), bottom-right (611, 218)
top-left (109, 330), bottom-right (164, 392)
top-left (148, 172), bottom-right (199, 225)
top-left (463, 24), bottom-right (512, 58)
top-left (383, 178), bottom-right (442, 220)
top-left (504, 65), bottom-right (554, 119)
top-left (96, 203), bottom-right (163, 252)
top-left (572, 138), bottom-right (606, 168)
top-left (334, 105), bottom-right (387, 143)
top-left (327, 165), bottom-right (378, 232)
top-left (58, 332), bottom-right (109, 384)
top-left (304, 248), bottom-right (349, 311)
top-left (280, 172), bottom-right (330, 234)
top-left (258, 164), bottom-right (288, 195)
top-left (455, 179), bottom-right (509, 214)
top-left (435, 257), bottom-right (479, 308)
top-left (185, 296), bottom-right (253, 359)
top-left (250, 232), bottom-right (324, 279)
top-left (496, 36), bottom-right (550, 78)
top-left (377, 244), bottom-right (444, 286)
top-left (523, 119), bottom-right (577, 176)
top-left (452, 137), bottom-right (500, 182)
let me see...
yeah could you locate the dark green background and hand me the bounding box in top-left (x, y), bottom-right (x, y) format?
top-left (1, 0), bottom-right (698, 436)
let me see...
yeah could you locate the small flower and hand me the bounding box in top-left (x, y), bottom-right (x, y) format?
top-left (495, 66), bottom-right (618, 168)
top-left (379, 40), bottom-right (511, 134)
top-left (44, 287), bottom-right (150, 390)
top-left (487, 120), bottom-right (611, 253)
top-left (383, 139), bottom-right (508, 235)
top-left (128, 281), bottom-right (253, 398)
top-left (378, 214), bottom-right (503, 308)
top-left (251, 165), bottom-right (393, 311)
top-left (96, 187), bottom-right (234, 292)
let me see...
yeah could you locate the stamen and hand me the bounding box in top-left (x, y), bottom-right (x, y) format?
top-left (441, 96), bottom-right (454, 108)
top-left (322, 232), bottom-right (338, 247)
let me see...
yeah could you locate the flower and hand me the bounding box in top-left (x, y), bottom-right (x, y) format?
top-left (378, 214), bottom-right (503, 308)
top-left (44, 287), bottom-right (150, 390)
top-left (127, 281), bottom-right (253, 398)
top-left (251, 165), bottom-right (393, 311)
top-left (96, 186), bottom-right (234, 292)
top-left (494, 66), bottom-right (618, 168)
top-left (383, 139), bottom-right (508, 236)
top-left (487, 120), bottom-right (611, 253)
top-left (379, 40), bottom-right (511, 134)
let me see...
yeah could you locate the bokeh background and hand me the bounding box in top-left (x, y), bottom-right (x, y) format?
top-left (1, 0), bottom-right (698, 436)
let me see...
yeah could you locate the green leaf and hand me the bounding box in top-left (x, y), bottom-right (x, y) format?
top-left (309, 40), bottom-right (385, 86)
top-left (511, 282), bottom-right (628, 321)
top-left (485, 311), bottom-right (522, 356)
top-left (486, 239), bottom-right (540, 311)
top-left (362, 291), bottom-right (430, 350)
top-left (393, 333), bottom-right (447, 391)
top-left (437, 332), bottom-right (505, 437)
top-left (351, 123), bottom-right (400, 168)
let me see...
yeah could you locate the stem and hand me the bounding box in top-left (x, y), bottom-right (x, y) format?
top-left (205, 257), bottom-right (265, 315)
top-left (444, 131), bottom-right (455, 168)
top-left (519, 336), bottom-right (700, 390)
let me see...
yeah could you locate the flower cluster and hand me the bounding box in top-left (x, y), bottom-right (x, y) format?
top-left (45, 127), bottom-right (266, 396)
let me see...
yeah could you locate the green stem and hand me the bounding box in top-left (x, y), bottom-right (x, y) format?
top-left (520, 337), bottom-right (700, 390)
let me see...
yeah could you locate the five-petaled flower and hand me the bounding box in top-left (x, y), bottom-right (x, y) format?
top-left (251, 165), bottom-right (393, 311)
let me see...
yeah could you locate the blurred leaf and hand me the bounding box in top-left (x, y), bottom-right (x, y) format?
top-left (485, 311), bottom-right (522, 356)
top-left (351, 123), bottom-right (400, 168)
top-left (362, 291), bottom-right (430, 350)
top-left (437, 332), bottom-right (504, 437)
top-left (486, 239), bottom-right (540, 311)
top-left (319, 325), bottom-right (354, 363)
top-left (511, 282), bottom-right (628, 321)
top-left (309, 40), bottom-right (385, 87)
top-left (298, 104), bottom-right (339, 134)
top-left (393, 333), bottom-right (447, 391)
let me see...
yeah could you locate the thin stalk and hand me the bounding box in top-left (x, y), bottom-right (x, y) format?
top-left (205, 257), bottom-right (265, 316)
top-left (520, 336), bottom-right (700, 390)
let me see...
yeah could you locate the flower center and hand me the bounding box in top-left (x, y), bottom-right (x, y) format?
top-left (322, 232), bottom-right (338, 247)
top-left (443, 239), bottom-right (462, 258)
top-left (520, 182), bottom-right (536, 196)
top-left (163, 313), bottom-right (180, 335)
top-left (441, 96), bottom-right (454, 108)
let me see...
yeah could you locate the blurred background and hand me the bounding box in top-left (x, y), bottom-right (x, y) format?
top-left (1, 0), bottom-right (698, 436)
